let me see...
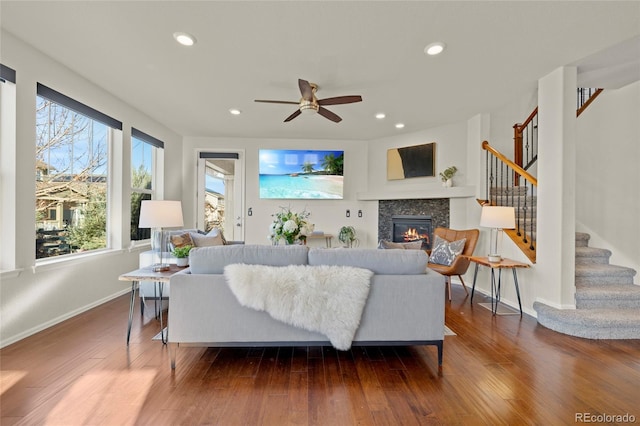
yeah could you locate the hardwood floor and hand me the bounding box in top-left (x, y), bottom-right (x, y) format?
top-left (2, 285), bottom-right (639, 425)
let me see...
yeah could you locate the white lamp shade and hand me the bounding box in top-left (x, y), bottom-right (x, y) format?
top-left (139, 200), bottom-right (184, 228)
top-left (480, 206), bottom-right (515, 229)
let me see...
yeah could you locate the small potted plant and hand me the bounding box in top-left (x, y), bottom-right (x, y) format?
top-left (338, 226), bottom-right (358, 248)
top-left (439, 166), bottom-right (458, 187)
top-left (172, 245), bottom-right (192, 267)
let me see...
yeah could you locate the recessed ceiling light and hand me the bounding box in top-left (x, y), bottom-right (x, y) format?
top-left (375, 113), bottom-right (386, 119)
top-left (395, 123), bottom-right (405, 129)
top-left (424, 42), bottom-right (446, 56)
top-left (229, 108), bottom-right (242, 115)
top-left (173, 32), bottom-right (197, 47)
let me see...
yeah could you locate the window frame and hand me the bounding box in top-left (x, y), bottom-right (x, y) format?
top-left (35, 83), bottom-right (122, 262)
top-left (0, 64), bottom-right (17, 273)
top-left (130, 128), bottom-right (164, 244)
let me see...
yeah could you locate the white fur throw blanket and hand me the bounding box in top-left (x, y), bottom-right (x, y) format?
top-left (223, 264), bottom-right (373, 350)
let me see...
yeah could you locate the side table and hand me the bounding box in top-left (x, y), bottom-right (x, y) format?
top-left (468, 256), bottom-right (530, 316)
top-left (118, 264), bottom-right (186, 345)
top-left (304, 234), bottom-right (334, 248)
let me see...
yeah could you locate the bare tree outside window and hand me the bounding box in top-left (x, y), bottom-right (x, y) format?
top-left (35, 96), bottom-right (109, 258)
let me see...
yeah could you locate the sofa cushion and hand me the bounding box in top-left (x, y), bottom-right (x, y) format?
top-left (308, 248), bottom-right (427, 275)
top-left (189, 244), bottom-right (309, 274)
top-left (378, 239), bottom-right (423, 250)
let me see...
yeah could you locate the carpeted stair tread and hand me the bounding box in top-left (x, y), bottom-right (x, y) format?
top-left (575, 284), bottom-right (640, 309)
top-left (575, 247), bottom-right (612, 264)
top-left (534, 232), bottom-right (639, 339)
top-left (490, 186), bottom-right (528, 196)
top-left (576, 283), bottom-right (640, 298)
top-left (533, 302), bottom-right (640, 339)
top-left (575, 263), bottom-right (636, 284)
top-left (575, 232), bottom-right (590, 247)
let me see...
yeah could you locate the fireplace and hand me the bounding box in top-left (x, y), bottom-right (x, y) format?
top-left (392, 215), bottom-right (433, 250)
top-left (378, 199), bottom-right (449, 249)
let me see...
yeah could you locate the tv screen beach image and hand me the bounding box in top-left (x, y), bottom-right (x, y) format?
top-left (259, 149), bottom-right (344, 199)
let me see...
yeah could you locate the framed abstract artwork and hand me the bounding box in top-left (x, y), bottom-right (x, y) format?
top-left (387, 142), bottom-right (435, 180)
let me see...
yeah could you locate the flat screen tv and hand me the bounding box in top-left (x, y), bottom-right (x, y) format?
top-left (259, 149), bottom-right (344, 199)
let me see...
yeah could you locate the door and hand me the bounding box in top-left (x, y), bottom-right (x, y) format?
top-left (196, 151), bottom-right (244, 241)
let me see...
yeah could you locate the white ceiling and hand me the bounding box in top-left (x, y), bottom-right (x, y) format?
top-left (2, 1), bottom-right (639, 141)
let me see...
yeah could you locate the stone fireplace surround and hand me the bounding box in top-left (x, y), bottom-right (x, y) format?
top-left (378, 199), bottom-right (450, 247)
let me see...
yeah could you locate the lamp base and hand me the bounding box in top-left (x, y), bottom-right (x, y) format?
top-left (152, 264), bottom-right (171, 272)
top-left (487, 254), bottom-right (502, 263)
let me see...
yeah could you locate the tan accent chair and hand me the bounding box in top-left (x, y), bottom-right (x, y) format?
top-left (427, 228), bottom-right (480, 301)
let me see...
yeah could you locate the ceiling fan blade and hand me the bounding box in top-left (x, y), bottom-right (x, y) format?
top-left (254, 99), bottom-right (300, 105)
top-left (284, 109), bottom-right (302, 122)
top-left (317, 95), bottom-right (363, 106)
top-left (318, 107), bottom-right (342, 123)
top-left (298, 79), bottom-right (314, 101)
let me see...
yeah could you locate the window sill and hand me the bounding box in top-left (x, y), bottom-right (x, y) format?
top-left (33, 248), bottom-right (127, 273)
top-left (0, 268), bottom-right (24, 280)
top-left (128, 240), bottom-right (152, 251)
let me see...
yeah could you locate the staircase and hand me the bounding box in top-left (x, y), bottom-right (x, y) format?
top-left (481, 141), bottom-right (537, 263)
top-left (489, 185), bottom-right (536, 260)
top-left (534, 233), bottom-right (640, 339)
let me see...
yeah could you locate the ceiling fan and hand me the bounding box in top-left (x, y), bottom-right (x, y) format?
top-left (255, 78), bottom-right (362, 123)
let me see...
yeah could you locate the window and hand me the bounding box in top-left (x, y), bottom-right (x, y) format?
top-left (35, 83), bottom-right (122, 259)
top-left (1, 64), bottom-right (17, 270)
top-left (130, 128), bottom-right (163, 241)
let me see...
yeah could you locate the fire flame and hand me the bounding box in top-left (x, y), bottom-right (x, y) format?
top-left (403, 227), bottom-right (429, 244)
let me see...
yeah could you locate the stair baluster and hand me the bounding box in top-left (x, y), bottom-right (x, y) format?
top-left (481, 140), bottom-right (537, 263)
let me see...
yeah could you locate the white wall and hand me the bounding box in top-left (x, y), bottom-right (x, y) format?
top-left (576, 81), bottom-right (640, 277)
top-left (181, 136), bottom-right (379, 248)
top-left (367, 122), bottom-right (469, 194)
top-left (0, 32), bottom-right (182, 347)
top-left (534, 66), bottom-right (578, 308)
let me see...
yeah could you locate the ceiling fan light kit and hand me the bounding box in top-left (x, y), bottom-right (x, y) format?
top-left (299, 100), bottom-right (319, 114)
top-left (255, 78), bottom-right (362, 123)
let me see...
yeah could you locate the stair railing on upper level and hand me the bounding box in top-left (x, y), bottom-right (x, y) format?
top-left (513, 107), bottom-right (538, 186)
top-left (513, 88), bottom-right (603, 180)
top-left (492, 88), bottom-right (602, 263)
top-left (576, 88), bottom-right (603, 117)
top-left (482, 140), bottom-right (538, 263)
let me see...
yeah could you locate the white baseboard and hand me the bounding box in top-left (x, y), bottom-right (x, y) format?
top-left (0, 288), bottom-right (130, 349)
top-left (534, 297), bottom-right (576, 310)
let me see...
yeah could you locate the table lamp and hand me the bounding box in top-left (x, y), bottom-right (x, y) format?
top-left (139, 200), bottom-right (184, 271)
top-left (480, 206), bottom-right (515, 263)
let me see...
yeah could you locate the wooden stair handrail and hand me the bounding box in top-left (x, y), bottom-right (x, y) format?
top-left (482, 141), bottom-right (538, 186)
top-left (577, 88), bottom-right (604, 117)
top-left (514, 106), bottom-right (538, 132)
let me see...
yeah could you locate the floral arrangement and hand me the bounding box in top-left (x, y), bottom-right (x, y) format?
top-left (269, 207), bottom-right (312, 245)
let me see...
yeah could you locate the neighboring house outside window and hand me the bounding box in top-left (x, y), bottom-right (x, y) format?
top-left (35, 84), bottom-right (121, 259)
top-left (130, 128), bottom-right (163, 242)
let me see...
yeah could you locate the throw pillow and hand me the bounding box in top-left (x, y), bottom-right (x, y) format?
top-left (170, 232), bottom-right (194, 249)
top-left (429, 235), bottom-right (466, 266)
top-left (378, 240), bottom-right (424, 250)
top-left (207, 228), bottom-right (228, 245)
top-left (191, 231), bottom-right (225, 247)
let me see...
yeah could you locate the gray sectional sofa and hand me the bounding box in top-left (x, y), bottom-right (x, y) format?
top-left (167, 244), bottom-right (445, 369)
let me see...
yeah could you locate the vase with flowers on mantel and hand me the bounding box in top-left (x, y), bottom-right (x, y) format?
top-left (440, 166), bottom-right (457, 188)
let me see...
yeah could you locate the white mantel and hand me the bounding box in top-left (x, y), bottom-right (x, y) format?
top-left (357, 185), bottom-right (476, 201)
